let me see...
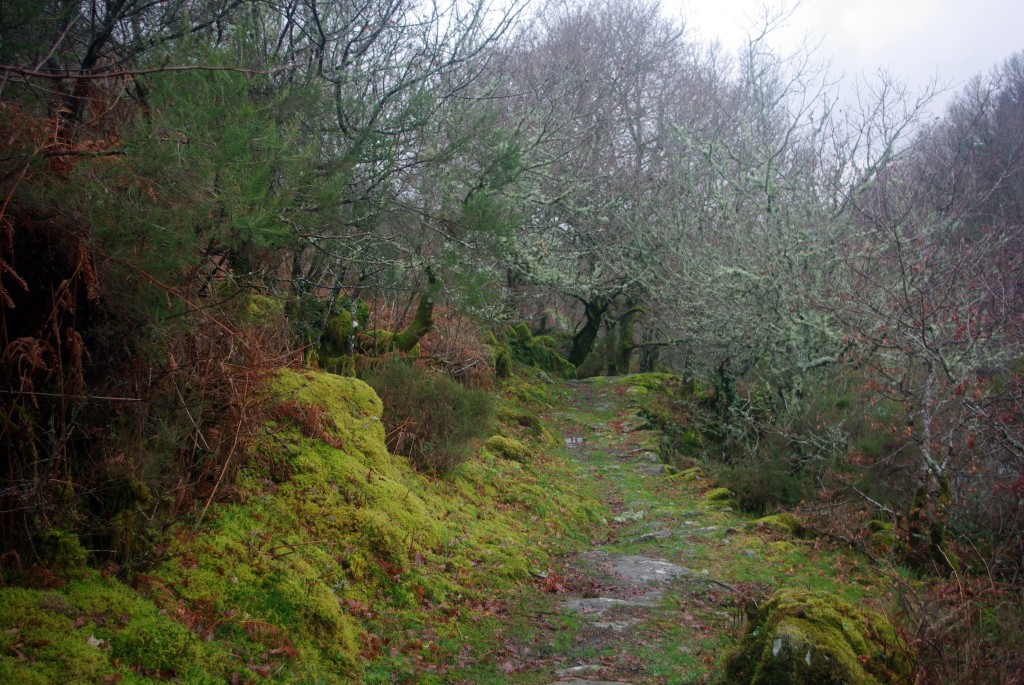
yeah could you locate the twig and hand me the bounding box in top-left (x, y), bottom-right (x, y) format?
top-left (0, 61), bottom-right (311, 81)
top-left (196, 409), bottom-right (245, 526)
top-left (0, 389), bottom-right (141, 402)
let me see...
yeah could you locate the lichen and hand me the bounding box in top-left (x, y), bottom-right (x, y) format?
top-left (726, 589), bottom-right (911, 685)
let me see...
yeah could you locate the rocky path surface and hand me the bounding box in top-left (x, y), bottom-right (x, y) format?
top-left (489, 378), bottom-right (754, 685)
top-left (440, 376), bottom-right (892, 685)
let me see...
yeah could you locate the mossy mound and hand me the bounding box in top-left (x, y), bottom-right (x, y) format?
top-left (672, 466), bottom-right (706, 482)
top-left (484, 435), bottom-right (531, 462)
top-left (727, 589), bottom-right (911, 685)
top-left (748, 513), bottom-right (806, 537)
top-left (0, 576), bottom-right (236, 683)
top-left (866, 520), bottom-right (896, 551)
top-left (704, 487), bottom-right (735, 501)
top-left (504, 324), bottom-right (576, 379)
top-left (621, 373), bottom-right (680, 390)
top-left (1, 369), bottom-right (600, 682)
top-left (704, 486), bottom-right (739, 509)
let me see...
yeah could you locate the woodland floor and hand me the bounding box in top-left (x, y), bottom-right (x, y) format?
top-left (434, 377), bottom-right (890, 685)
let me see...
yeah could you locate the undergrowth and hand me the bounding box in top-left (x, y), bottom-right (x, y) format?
top-left (360, 358), bottom-right (495, 474)
top-left (0, 368), bottom-right (599, 682)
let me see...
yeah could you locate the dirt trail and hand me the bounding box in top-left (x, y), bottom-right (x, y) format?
top-left (484, 378), bottom-right (754, 685)
top-left (436, 375), bottom-right (894, 685)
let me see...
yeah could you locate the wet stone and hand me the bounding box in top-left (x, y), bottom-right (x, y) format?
top-left (635, 530), bottom-right (672, 542)
top-left (557, 665), bottom-right (601, 677)
top-left (563, 594), bottom-right (664, 615)
top-left (584, 552), bottom-right (692, 583)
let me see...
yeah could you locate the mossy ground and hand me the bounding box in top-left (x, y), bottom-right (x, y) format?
top-left (436, 375), bottom-right (908, 684)
top-left (0, 369), bottom-right (600, 683)
top-left (2, 369), bottom-right (921, 684)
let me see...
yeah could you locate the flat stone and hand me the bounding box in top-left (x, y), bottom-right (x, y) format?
top-left (584, 552), bottom-right (692, 583)
top-left (638, 464), bottom-right (666, 475)
top-left (593, 619), bottom-right (639, 632)
top-left (637, 451), bottom-right (661, 462)
top-left (563, 592), bottom-right (663, 615)
top-left (548, 680), bottom-right (633, 685)
top-left (556, 665), bottom-right (601, 677)
top-left (630, 528), bottom-right (671, 540)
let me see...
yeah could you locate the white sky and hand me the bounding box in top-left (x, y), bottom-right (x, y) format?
top-left (674, 0), bottom-right (1024, 113)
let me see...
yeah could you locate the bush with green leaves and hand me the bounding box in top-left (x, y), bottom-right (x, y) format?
top-left (360, 360), bottom-right (494, 474)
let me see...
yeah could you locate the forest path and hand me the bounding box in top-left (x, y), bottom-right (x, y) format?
top-left (471, 377), bottom-right (760, 685)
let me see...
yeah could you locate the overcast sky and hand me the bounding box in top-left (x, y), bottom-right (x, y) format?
top-left (675, 0), bottom-right (1024, 113)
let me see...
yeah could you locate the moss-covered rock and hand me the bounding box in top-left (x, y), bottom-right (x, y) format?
top-left (704, 487), bottom-right (735, 502)
top-left (239, 292), bottom-right (286, 325)
top-left (504, 324), bottom-right (576, 379)
top-left (484, 435), bottom-right (531, 462)
top-left (748, 513), bottom-right (806, 537)
top-left (727, 589), bottom-right (911, 685)
top-left (866, 520), bottom-right (896, 550)
top-left (704, 487), bottom-right (739, 509)
top-left (672, 466), bottom-right (706, 482)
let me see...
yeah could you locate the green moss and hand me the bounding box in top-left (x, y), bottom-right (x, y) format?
top-left (240, 292), bottom-right (286, 325)
top-left (484, 435), bottom-right (531, 462)
top-left (622, 373), bottom-right (680, 390)
top-left (727, 589), bottom-right (911, 685)
top-left (673, 466), bottom-right (705, 482)
top-left (35, 529), bottom-right (88, 574)
top-left (511, 322), bottom-right (532, 344)
top-left (748, 513), bottom-right (806, 537)
top-left (703, 487), bottom-right (739, 509)
top-left (704, 487), bottom-right (735, 502)
top-left (0, 574), bottom-right (237, 684)
top-left (494, 345), bottom-right (513, 378)
top-left (319, 352), bottom-right (355, 376)
top-left (504, 323), bottom-right (576, 379)
top-left (866, 520), bottom-right (896, 550)
top-left (2, 368), bottom-right (601, 682)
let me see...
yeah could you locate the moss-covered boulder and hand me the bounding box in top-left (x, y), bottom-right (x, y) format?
top-left (727, 589), bottom-right (911, 685)
top-left (505, 324), bottom-right (576, 379)
top-left (704, 487), bottom-right (739, 509)
top-left (484, 435), bottom-right (531, 462)
top-left (748, 513), bottom-right (806, 537)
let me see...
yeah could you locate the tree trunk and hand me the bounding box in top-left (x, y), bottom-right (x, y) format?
top-left (569, 295), bottom-right (610, 367)
top-left (609, 303), bottom-right (642, 375)
top-left (392, 267), bottom-right (438, 353)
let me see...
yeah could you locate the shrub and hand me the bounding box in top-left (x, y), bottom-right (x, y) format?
top-left (714, 457), bottom-right (812, 515)
top-left (360, 360), bottom-right (494, 474)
